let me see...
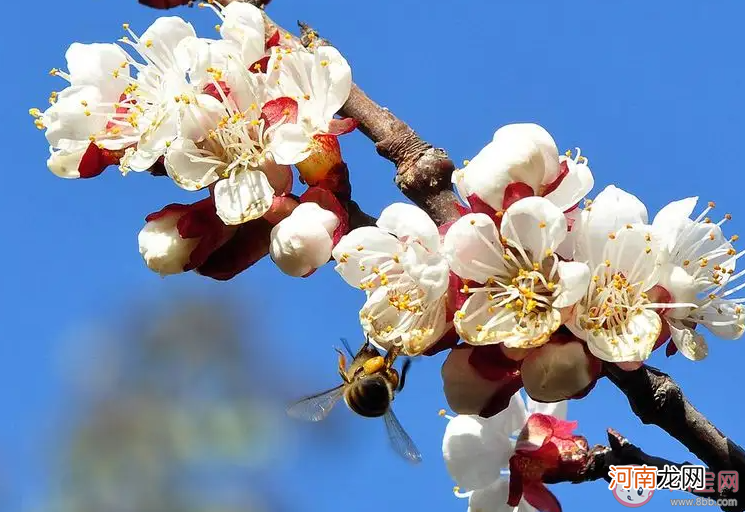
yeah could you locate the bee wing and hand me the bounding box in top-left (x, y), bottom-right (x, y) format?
top-left (286, 385), bottom-right (345, 422)
top-left (383, 408), bottom-right (422, 464)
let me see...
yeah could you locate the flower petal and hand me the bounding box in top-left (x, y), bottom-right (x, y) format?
top-left (139, 16), bottom-right (196, 64)
top-left (573, 185), bottom-right (649, 266)
top-left (46, 141), bottom-right (88, 179)
top-left (501, 197), bottom-right (567, 259)
top-left (652, 197), bottom-right (698, 252)
top-left (443, 416), bottom-right (512, 490)
top-left (377, 202), bottom-right (440, 252)
top-left (164, 137), bottom-right (221, 191)
top-left (269, 123), bottom-right (313, 165)
top-left (43, 86), bottom-right (106, 147)
top-left (694, 298), bottom-right (745, 340)
top-left (468, 479), bottom-right (523, 512)
top-left (65, 43), bottom-right (129, 101)
top-left (332, 227), bottom-right (403, 288)
top-left (668, 320), bottom-right (708, 361)
top-left (443, 213), bottom-right (506, 283)
top-left (543, 157), bottom-right (594, 211)
top-left (311, 46), bottom-right (352, 124)
top-left (219, 2), bottom-right (265, 64)
top-left (214, 169), bottom-right (274, 225)
top-left (553, 261), bottom-right (591, 309)
top-left (402, 243), bottom-right (450, 302)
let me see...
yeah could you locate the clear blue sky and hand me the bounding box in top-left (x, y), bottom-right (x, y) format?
top-left (3, 1), bottom-right (745, 511)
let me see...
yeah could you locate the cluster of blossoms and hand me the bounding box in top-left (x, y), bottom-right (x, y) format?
top-left (33, 2), bottom-right (356, 279)
top-left (331, 122), bottom-right (745, 416)
top-left (35, 6), bottom-right (745, 511)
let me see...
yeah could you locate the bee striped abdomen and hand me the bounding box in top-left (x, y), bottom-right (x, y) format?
top-left (345, 375), bottom-right (391, 418)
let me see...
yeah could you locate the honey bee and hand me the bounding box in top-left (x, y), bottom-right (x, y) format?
top-left (287, 338), bottom-right (421, 463)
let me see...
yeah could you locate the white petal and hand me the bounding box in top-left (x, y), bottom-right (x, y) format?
top-left (139, 17), bottom-right (196, 64)
top-left (553, 261), bottom-right (591, 308)
top-left (164, 138), bottom-right (221, 191)
top-left (652, 197), bottom-right (698, 251)
top-left (268, 123), bottom-right (312, 165)
top-left (401, 243), bottom-right (450, 302)
top-left (174, 37), bottom-right (239, 89)
top-left (138, 212), bottom-right (197, 276)
top-left (574, 185), bottom-right (649, 266)
top-left (695, 299), bottom-right (745, 340)
top-left (468, 479), bottom-right (525, 512)
top-left (178, 94), bottom-right (226, 142)
top-left (443, 214), bottom-right (506, 283)
top-left (214, 169), bottom-right (274, 225)
top-left (493, 123), bottom-right (558, 191)
top-left (47, 142), bottom-right (88, 179)
top-left (668, 320), bottom-right (708, 361)
top-left (459, 140), bottom-right (514, 210)
top-left (543, 157), bottom-right (594, 211)
top-left (604, 225), bottom-right (660, 286)
top-left (65, 43), bottom-right (129, 101)
top-left (442, 415), bottom-right (511, 490)
top-left (332, 227), bottom-right (403, 288)
top-left (501, 196), bottom-right (567, 258)
top-left (657, 263), bottom-right (697, 319)
top-left (43, 86), bottom-right (106, 147)
top-left (377, 203), bottom-right (440, 252)
top-left (311, 46), bottom-right (352, 124)
top-left (220, 2), bottom-right (265, 64)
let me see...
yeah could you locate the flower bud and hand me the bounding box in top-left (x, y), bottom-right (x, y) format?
top-left (139, 199), bottom-right (234, 277)
top-left (521, 338), bottom-right (601, 403)
top-left (441, 345), bottom-right (522, 418)
top-left (269, 202), bottom-right (339, 277)
top-left (139, 209), bottom-right (200, 276)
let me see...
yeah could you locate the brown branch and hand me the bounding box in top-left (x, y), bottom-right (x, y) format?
top-left (603, 363), bottom-right (745, 510)
top-left (545, 429), bottom-right (743, 510)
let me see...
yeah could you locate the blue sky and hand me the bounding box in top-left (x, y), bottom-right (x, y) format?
top-left (3, 0), bottom-right (745, 511)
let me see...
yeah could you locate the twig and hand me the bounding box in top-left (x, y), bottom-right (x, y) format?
top-left (545, 429), bottom-right (744, 509)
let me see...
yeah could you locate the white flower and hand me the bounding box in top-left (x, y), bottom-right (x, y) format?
top-left (46, 141), bottom-right (90, 179)
top-left (332, 203), bottom-right (450, 355)
top-left (269, 203), bottom-right (339, 277)
top-left (444, 196), bottom-right (590, 348)
top-left (265, 45), bottom-right (353, 163)
top-left (442, 392), bottom-right (566, 512)
top-left (453, 124), bottom-right (594, 213)
top-left (651, 197), bottom-right (745, 359)
top-left (568, 185), bottom-right (691, 363)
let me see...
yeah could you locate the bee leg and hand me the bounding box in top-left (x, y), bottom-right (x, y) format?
top-left (383, 345), bottom-right (402, 370)
top-left (335, 348), bottom-right (350, 383)
top-left (398, 358), bottom-right (412, 392)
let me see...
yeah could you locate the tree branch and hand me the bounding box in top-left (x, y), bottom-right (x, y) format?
top-left (603, 364), bottom-right (745, 510)
top-left (545, 429), bottom-right (745, 509)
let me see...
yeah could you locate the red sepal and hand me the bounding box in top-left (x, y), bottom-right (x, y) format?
top-left (467, 194), bottom-right (497, 216)
top-left (197, 218), bottom-right (273, 281)
top-left (79, 143), bottom-right (122, 178)
top-left (310, 162), bottom-right (351, 201)
top-left (421, 328), bottom-right (460, 357)
top-left (265, 30), bottom-right (281, 50)
top-left (466, 344), bottom-right (524, 418)
top-left (539, 160), bottom-right (569, 198)
top-left (327, 117), bottom-right (358, 136)
top-left (249, 56), bottom-right (270, 74)
top-left (666, 339), bottom-right (679, 357)
top-left (300, 186), bottom-right (349, 245)
top-left (261, 97), bottom-right (298, 126)
top-left (524, 483), bottom-right (562, 512)
top-left (502, 182), bottom-right (535, 210)
top-left (203, 81), bottom-right (231, 102)
top-left (454, 201), bottom-right (471, 217)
